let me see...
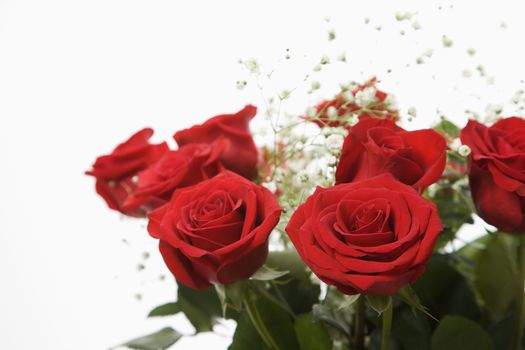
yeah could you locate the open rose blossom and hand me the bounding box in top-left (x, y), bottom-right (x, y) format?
top-left (335, 117), bottom-right (446, 191)
top-left (286, 174), bottom-right (442, 295)
top-left (147, 171), bottom-right (282, 289)
top-left (122, 139), bottom-right (228, 212)
top-left (86, 128), bottom-right (168, 217)
top-left (174, 105), bottom-right (259, 180)
top-left (461, 117), bottom-right (525, 233)
top-left (308, 78), bottom-right (399, 128)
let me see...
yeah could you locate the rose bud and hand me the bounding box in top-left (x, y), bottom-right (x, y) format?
top-left (460, 117), bottom-right (525, 233)
top-left (335, 117), bottom-right (446, 192)
top-left (174, 105), bottom-right (259, 180)
top-left (122, 139), bottom-right (228, 212)
top-left (86, 128), bottom-right (168, 217)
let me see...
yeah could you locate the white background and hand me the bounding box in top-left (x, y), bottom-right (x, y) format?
top-left (1, 1), bottom-right (525, 349)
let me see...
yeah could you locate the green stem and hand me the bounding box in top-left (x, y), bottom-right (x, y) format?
top-left (243, 290), bottom-right (279, 350)
top-left (512, 235), bottom-right (525, 350)
top-left (354, 297), bottom-right (365, 350)
top-left (380, 298), bottom-right (393, 350)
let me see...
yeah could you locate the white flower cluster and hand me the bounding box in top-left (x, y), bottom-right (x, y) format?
top-left (355, 87), bottom-right (377, 107)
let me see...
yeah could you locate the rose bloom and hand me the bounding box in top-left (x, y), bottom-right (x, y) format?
top-left (335, 117), bottom-right (446, 192)
top-left (148, 171), bottom-right (282, 289)
top-left (309, 78), bottom-right (399, 128)
top-left (174, 105), bottom-right (259, 180)
top-left (86, 128), bottom-right (168, 217)
top-left (122, 139), bottom-right (228, 212)
top-left (461, 117), bottom-right (525, 233)
top-left (286, 174), bottom-right (442, 295)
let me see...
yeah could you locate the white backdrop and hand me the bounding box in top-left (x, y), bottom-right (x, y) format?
top-left (1, 1), bottom-right (525, 349)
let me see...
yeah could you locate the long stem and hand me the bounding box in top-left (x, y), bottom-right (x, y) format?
top-left (354, 297), bottom-right (365, 350)
top-left (243, 291), bottom-right (279, 350)
top-left (380, 298), bottom-right (393, 350)
top-left (513, 235), bottom-right (525, 350)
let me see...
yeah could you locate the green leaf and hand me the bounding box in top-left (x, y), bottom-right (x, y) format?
top-left (397, 286), bottom-right (436, 320)
top-left (251, 265), bottom-right (289, 281)
top-left (474, 234), bottom-right (518, 320)
top-left (311, 304), bottom-right (350, 338)
top-left (294, 313), bottom-right (332, 350)
top-left (337, 294), bottom-right (360, 311)
top-left (266, 250), bottom-right (309, 279)
top-left (457, 233), bottom-right (492, 260)
top-left (274, 277), bottom-right (320, 315)
top-left (413, 254), bottom-right (481, 321)
top-left (391, 305), bottom-right (431, 350)
top-left (366, 295), bottom-right (392, 315)
top-left (243, 288), bottom-right (301, 350)
top-left (229, 313), bottom-right (272, 350)
top-left (431, 316), bottom-right (495, 350)
top-left (434, 118), bottom-right (460, 139)
top-left (120, 327), bottom-right (182, 350)
top-left (177, 282), bottom-right (222, 333)
top-left (214, 282), bottom-right (246, 318)
top-left (431, 185), bottom-right (474, 250)
top-left (147, 302), bottom-right (180, 317)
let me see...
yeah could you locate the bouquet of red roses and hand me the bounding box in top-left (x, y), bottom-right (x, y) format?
top-left (87, 78), bottom-right (525, 350)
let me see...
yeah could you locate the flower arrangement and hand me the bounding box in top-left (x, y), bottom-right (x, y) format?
top-left (86, 32), bottom-right (525, 350)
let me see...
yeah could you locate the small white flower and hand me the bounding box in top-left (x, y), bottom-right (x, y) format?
top-left (458, 145), bottom-right (471, 157)
top-left (384, 95), bottom-right (398, 111)
top-left (339, 82), bottom-right (351, 91)
top-left (326, 106), bottom-right (338, 119)
top-left (280, 90), bottom-right (291, 100)
top-left (485, 103), bottom-right (503, 115)
top-left (310, 81), bottom-right (321, 91)
top-left (313, 64), bottom-right (322, 72)
top-left (235, 80), bottom-right (247, 90)
top-left (462, 69), bottom-right (472, 78)
top-left (337, 52), bottom-right (346, 62)
top-left (326, 134), bottom-right (344, 151)
top-left (408, 106), bottom-right (417, 118)
top-left (320, 55), bottom-right (330, 65)
top-left (412, 20), bottom-right (421, 30)
top-left (355, 87), bottom-right (377, 107)
top-left (245, 58), bottom-right (260, 73)
top-left (442, 35), bottom-right (453, 48)
top-left (293, 171), bottom-right (309, 187)
top-left (342, 90), bottom-right (355, 103)
top-left (395, 12), bottom-right (413, 21)
top-left (305, 106), bottom-right (317, 118)
top-left (349, 116), bottom-right (359, 126)
top-left (450, 138), bottom-right (461, 152)
top-left (322, 127), bottom-right (333, 137)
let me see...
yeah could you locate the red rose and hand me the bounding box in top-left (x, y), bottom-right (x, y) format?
top-left (122, 139), bottom-right (228, 212)
top-left (335, 118), bottom-right (446, 191)
top-left (309, 78), bottom-right (399, 128)
top-left (174, 105), bottom-right (259, 180)
top-left (86, 128), bottom-right (168, 217)
top-left (460, 117), bottom-right (525, 233)
top-left (285, 174), bottom-right (442, 296)
top-left (147, 171), bottom-right (282, 289)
